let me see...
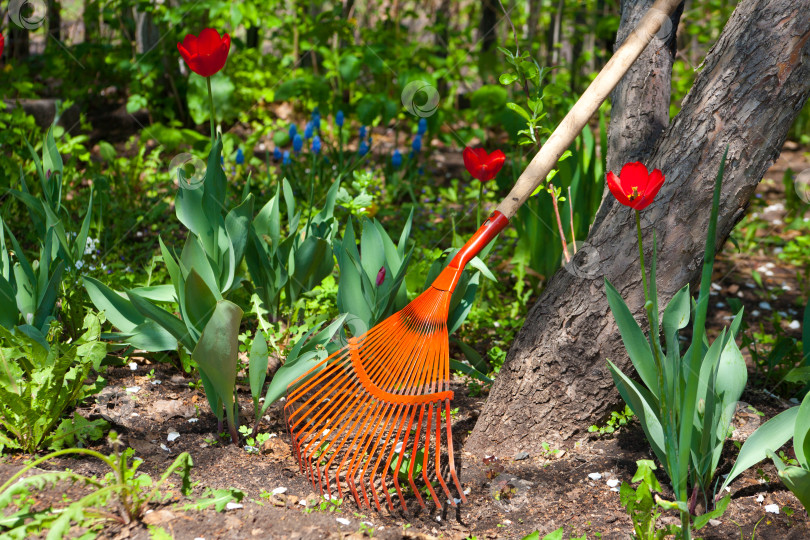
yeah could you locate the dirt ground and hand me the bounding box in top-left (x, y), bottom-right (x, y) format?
top-left (1, 148), bottom-right (809, 539)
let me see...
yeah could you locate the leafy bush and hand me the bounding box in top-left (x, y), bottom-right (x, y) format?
top-left (0, 312), bottom-right (108, 453)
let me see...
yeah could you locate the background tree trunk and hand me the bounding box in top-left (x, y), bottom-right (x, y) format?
top-left (465, 0), bottom-right (810, 457)
top-left (606, 0), bottom-right (684, 175)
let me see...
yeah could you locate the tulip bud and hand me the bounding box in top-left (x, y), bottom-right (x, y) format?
top-left (376, 266), bottom-right (386, 286)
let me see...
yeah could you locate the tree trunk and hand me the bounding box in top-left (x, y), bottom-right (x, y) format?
top-left (47, 0), bottom-right (61, 46)
top-left (465, 0), bottom-right (810, 457)
top-left (606, 0), bottom-right (684, 175)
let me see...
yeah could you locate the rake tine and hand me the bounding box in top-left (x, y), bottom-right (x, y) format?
top-left (445, 398), bottom-right (466, 503)
top-left (433, 402), bottom-right (455, 506)
top-left (368, 403), bottom-right (409, 512)
top-left (421, 402), bottom-right (443, 509)
top-left (408, 405), bottom-right (428, 511)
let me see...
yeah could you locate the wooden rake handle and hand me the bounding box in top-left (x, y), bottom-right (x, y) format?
top-left (494, 0), bottom-right (682, 219)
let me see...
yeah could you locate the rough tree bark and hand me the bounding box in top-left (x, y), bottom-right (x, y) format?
top-left (606, 0), bottom-right (684, 175)
top-left (465, 0), bottom-right (810, 456)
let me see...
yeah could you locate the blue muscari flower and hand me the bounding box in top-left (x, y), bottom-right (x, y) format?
top-left (235, 148), bottom-right (244, 165)
top-left (368, 136), bottom-right (373, 146)
top-left (283, 150), bottom-right (291, 165)
top-left (289, 124), bottom-right (297, 139)
top-left (312, 112), bottom-right (321, 130)
top-left (312, 135), bottom-right (322, 154)
top-left (304, 122), bottom-right (314, 140)
top-left (273, 147), bottom-right (282, 161)
top-left (392, 150), bottom-right (402, 169)
top-left (220, 155), bottom-right (225, 165)
top-left (412, 134), bottom-right (422, 153)
top-left (417, 118), bottom-right (427, 135)
top-left (358, 140), bottom-right (369, 156)
top-left (418, 166), bottom-right (424, 176)
top-left (359, 126), bottom-right (367, 140)
top-left (293, 134), bottom-right (303, 154)
top-left (336, 110), bottom-right (344, 127)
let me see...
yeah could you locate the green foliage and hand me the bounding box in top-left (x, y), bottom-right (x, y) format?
top-left (83, 138), bottom-right (251, 443)
top-left (0, 312), bottom-right (108, 453)
top-left (606, 152), bottom-right (742, 534)
top-left (725, 392), bottom-right (810, 511)
top-left (588, 405), bottom-right (633, 435)
top-left (0, 432), bottom-right (192, 538)
top-left (245, 177), bottom-right (338, 320)
top-left (181, 487), bottom-right (245, 512)
top-left (619, 460), bottom-right (679, 540)
top-left (334, 211), bottom-right (414, 333)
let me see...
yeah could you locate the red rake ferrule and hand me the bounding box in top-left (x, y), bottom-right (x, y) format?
top-left (431, 210), bottom-right (509, 292)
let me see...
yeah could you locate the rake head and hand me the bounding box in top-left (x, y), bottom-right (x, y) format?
top-left (285, 211), bottom-right (509, 513)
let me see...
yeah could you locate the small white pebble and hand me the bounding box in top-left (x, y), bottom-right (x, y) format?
top-left (362, 521), bottom-right (374, 527)
top-left (756, 494), bottom-right (764, 503)
top-left (131, 412), bottom-right (139, 417)
top-left (129, 362), bottom-right (137, 371)
top-left (745, 282), bottom-right (756, 288)
top-left (788, 320), bottom-right (801, 330)
top-left (610, 487), bottom-right (619, 492)
top-left (588, 472), bottom-right (603, 481)
top-left (188, 418), bottom-right (198, 423)
top-left (272, 487), bottom-right (287, 495)
top-left (711, 283), bottom-right (722, 291)
top-left (298, 499), bottom-right (307, 506)
top-left (759, 301), bottom-right (772, 310)
top-left (716, 302), bottom-right (726, 308)
top-left (150, 380), bottom-right (162, 385)
top-left (160, 444), bottom-right (170, 452)
top-left (752, 310), bottom-right (761, 317)
top-left (126, 386), bottom-right (141, 393)
top-left (244, 445), bottom-right (259, 453)
top-left (774, 247), bottom-right (783, 254)
top-left (336, 518), bottom-right (351, 525)
top-left (225, 502), bottom-right (243, 510)
top-left (789, 397), bottom-right (800, 404)
top-left (463, 488), bottom-right (471, 495)
top-left (737, 291), bottom-right (744, 297)
top-left (167, 431), bottom-right (180, 442)
top-left (606, 479), bottom-right (620, 488)
top-left (778, 311), bottom-right (788, 318)
top-left (394, 442), bottom-right (403, 453)
top-left (709, 519), bottom-right (722, 526)
top-left (435, 515), bottom-right (442, 522)
top-left (764, 270), bottom-right (774, 277)
top-left (772, 219), bottom-right (783, 226)
top-left (503, 519), bottom-right (512, 525)
top-left (765, 504), bottom-right (779, 514)
top-left (268, 433), bottom-right (277, 438)
top-left (782, 284), bottom-right (791, 291)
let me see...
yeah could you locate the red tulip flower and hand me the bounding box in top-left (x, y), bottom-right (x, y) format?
top-left (606, 162), bottom-right (665, 211)
top-left (375, 266), bottom-right (386, 287)
top-left (463, 147), bottom-right (506, 182)
top-left (177, 28), bottom-right (231, 77)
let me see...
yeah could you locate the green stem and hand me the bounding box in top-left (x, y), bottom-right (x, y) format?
top-left (635, 210), bottom-right (649, 301)
top-left (206, 76), bottom-right (216, 140)
top-left (476, 181), bottom-right (484, 225)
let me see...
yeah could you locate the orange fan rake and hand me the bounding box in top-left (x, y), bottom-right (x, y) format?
top-left (285, 0), bottom-right (681, 513)
top-left (285, 214), bottom-right (508, 512)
